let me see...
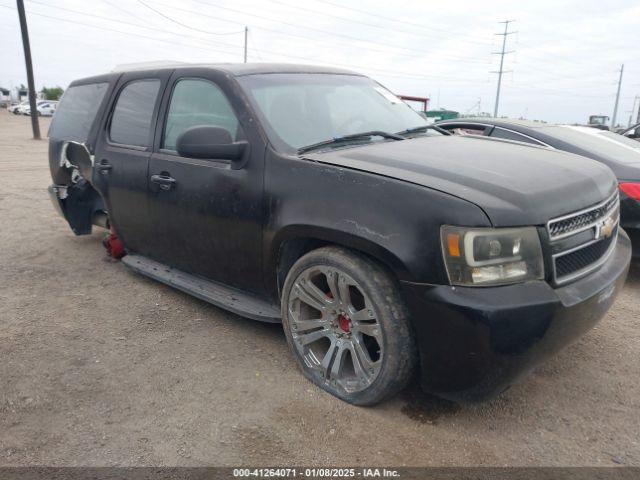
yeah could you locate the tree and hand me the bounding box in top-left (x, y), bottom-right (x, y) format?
top-left (41, 86), bottom-right (64, 101)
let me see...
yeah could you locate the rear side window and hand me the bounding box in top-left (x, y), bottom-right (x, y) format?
top-left (163, 79), bottom-right (239, 151)
top-left (110, 79), bottom-right (160, 147)
top-left (48, 82), bottom-right (108, 142)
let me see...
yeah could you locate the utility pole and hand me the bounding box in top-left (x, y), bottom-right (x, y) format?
top-left (16, 0), bottom-right (40, 140)
top-left (628, 95), bottom-right (639, 127)
top-left (491, 20), bottom-right (516, 118)
top-left (243, 26), bottom-right (248, 63)
top-left (611, 64), bottom-right (624, 130)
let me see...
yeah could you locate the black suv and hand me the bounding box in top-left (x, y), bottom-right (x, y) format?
top-left (48, 64), bottom-right (631, 405)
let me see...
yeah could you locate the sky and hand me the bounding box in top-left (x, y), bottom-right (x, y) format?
top-left (1, 0), bottom-right (639, 126)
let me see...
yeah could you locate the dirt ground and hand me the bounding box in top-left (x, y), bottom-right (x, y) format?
top-left (1, 110), bottom-right (639, 467)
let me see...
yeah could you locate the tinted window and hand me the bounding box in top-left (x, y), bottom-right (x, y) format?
top-left (110, 79), bottom-right (160, 147)
top-left (163, 79), bottom-right (239, 150)
top-left (490, 127), bottom-right (541, 145)
top-left (48, 82), bottom-right (108, 142)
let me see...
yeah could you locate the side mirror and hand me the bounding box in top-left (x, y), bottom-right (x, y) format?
top-left (176, 126), bottom-right (248, 163)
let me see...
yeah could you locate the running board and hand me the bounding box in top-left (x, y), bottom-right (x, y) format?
top-left (121, 254), bottom-right (281, 323)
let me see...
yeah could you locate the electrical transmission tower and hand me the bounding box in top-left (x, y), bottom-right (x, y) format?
top-left (611, 64), bottom-right (624, 129)
top-left (492, 20), bottom-right (516, 118)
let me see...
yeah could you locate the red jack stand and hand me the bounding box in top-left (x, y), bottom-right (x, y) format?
top-left (103, 229), bottom-right (126, 259)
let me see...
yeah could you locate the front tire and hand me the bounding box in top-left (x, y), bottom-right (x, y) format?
top-left (281, 246), bottom-right (417, 406)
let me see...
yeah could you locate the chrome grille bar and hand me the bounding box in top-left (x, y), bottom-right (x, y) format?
top-left (547, 190), bottom-right (620, 285)
top-left (547, 191), bottom-right (619, 241)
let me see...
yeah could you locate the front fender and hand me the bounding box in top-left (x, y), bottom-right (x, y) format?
top-left (268, 224), bottom-right (411, 285)
top-left (263, 151), bottom-right (492, 297)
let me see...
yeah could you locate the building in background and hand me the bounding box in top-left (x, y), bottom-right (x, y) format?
top-left (425, 109), bottom-right (460, 122)
top-left (0, 87), bottom-right (10, 107)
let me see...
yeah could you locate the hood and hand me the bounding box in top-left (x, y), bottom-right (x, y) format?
top-left (304, 135), bottom-right (618, 226)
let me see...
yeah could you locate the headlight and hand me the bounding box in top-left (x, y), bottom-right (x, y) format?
top-left (441, 226), bottom-right (544, 286)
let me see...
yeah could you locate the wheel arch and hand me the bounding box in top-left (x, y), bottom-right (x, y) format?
top-left (269, 225), bottom-right (411, 300)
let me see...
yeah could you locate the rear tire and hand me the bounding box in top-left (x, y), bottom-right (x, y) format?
top-left (281, 246), bottom-right (417, 406)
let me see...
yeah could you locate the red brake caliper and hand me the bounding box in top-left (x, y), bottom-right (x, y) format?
top-left (327, 292), bottom-right (351, 333)
top-left (337, 314), bottom-right (351, 333)
top-left (102, 228), bottom-right (126, 259)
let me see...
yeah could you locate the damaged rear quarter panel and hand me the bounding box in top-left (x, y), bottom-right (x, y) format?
top-left (263, 149), bottom-right (492, 294)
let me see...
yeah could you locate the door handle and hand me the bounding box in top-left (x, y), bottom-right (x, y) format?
top-left (97, 160), bottom-right (112, 175)
top-left (150, 174), bottom-right (177, 191)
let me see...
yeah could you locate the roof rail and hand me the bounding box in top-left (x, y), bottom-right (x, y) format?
top-left (111, 61), bottom-right (190, 72)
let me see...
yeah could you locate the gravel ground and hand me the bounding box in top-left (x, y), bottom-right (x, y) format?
top-left (1, 110), bottom-right (639, 467)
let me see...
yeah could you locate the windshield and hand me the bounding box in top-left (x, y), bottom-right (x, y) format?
top-left (545, 126), bottom-right (640, 164)
top-left (237, 73), bottom-right (435, 153)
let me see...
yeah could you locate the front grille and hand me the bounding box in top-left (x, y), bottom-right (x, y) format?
top-left (548, 192), bottom-right (618, 240)
top-left (554, 233), bottom-right (616, 280)
top-left (548, 191), bottom-right (620, 285)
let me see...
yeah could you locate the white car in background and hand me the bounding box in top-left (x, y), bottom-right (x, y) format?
top-left (8, 101), bottom-right (28, 114)
top-left (22, 101), bottom-right (58, 116)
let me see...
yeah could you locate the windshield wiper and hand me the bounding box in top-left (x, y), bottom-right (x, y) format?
top-left (396, 125), bottom-right (451, 137)
top-left (297, 131), bottom-right (404, 154)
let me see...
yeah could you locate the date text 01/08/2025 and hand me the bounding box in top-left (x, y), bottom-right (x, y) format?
top-left (232, 468), bottom-right (400, 478)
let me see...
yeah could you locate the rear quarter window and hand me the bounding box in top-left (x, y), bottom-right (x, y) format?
top-left (48, 83), bottom-right (108, 142)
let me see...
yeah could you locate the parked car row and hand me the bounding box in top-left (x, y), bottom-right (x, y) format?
top-left (7, 100), bottom-right (57, 116)
top-left (46, 63), bottom-right (632, 406)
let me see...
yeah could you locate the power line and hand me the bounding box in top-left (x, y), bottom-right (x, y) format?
top-left (266, 0), bottom-right (491, 46)
top-left (25, 0), bottom-right (244, 49)
top-left (491, 20), bottom-right (516, 117)
top-left (0, 4), bottom-right (243, 57)
top-left (5, 0), bottom-right (629, 107)
top-left (177, 0), bottom-right (491, 64)
top-left (16, 2), bottom-right (488, 81)
top-left (511, 64), bottom-right (622, 86)
top-left (134, 0), bottom-right (244, 35)
top-left (0, 4), bottom-right (485, 83)
top-left (311, 0), bottom-right (495, 45)
top-left (516, 40), bottom-right (592, 67)
top-left (188, 0), bottom-right (490, 62)
top-left (27, 0), bottom-right (490, 66)
top-left (100, 0), bottom-right (152, 23)
top-left (506, 85), bottom-right (615, 99)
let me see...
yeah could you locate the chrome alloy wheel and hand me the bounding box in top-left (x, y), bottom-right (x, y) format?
top-left (287, 266), bottom-right (383, 394)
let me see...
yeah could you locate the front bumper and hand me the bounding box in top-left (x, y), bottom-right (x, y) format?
top-left (401, 229), bottom-right (632, 403)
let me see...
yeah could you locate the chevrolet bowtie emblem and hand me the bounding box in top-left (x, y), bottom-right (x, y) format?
top-left (595, 216), bottom-right (616, 240)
